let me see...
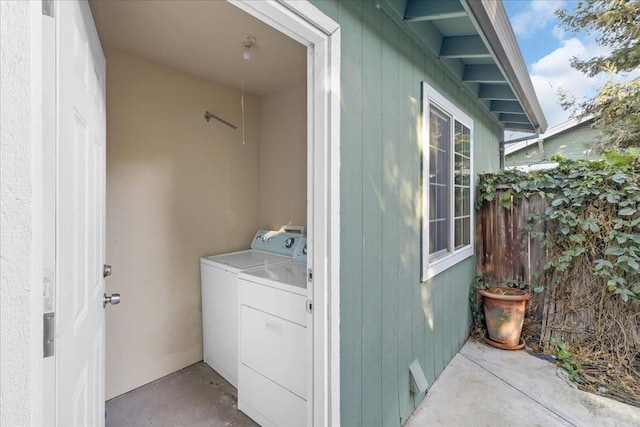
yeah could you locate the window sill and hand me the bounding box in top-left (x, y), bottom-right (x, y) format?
top-left (422, 246), bottom-right (473, 282)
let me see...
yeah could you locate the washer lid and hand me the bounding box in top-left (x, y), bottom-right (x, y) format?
top-left (201, 250), bottom-right (290, 271)
top-left (239, 261), bottom-right (307, 293)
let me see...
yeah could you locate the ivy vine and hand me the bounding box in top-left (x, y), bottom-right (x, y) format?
top-left (477, 150), bottom-right (640, 303)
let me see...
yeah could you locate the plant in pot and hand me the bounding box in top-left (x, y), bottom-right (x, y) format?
top-left (474, 278), bottom-right (537, 350)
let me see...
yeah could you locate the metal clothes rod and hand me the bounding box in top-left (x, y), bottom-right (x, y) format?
top-left (204, 111), bottom-right (238, 130)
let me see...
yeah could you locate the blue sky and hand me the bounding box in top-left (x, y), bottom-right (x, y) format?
top-left (503, 0), bottom-right (609, 131)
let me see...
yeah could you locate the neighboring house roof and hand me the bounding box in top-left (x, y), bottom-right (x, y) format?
top-left (379, 0), bottom-right (547, 134)
top-left (504, 115), bottom-right (596, 156)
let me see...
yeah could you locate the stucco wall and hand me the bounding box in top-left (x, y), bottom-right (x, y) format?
top-left (258, 84), bottom-right (307, 230)
top-left (104, 47), bottom-right (261, 399)
top-left (0, 1), bottom-right (43, 425)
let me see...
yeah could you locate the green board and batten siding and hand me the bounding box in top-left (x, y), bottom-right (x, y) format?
top-left (310, 1), bottom-right (502, 425)
top-left (506, 125), bottom-right (600, 167)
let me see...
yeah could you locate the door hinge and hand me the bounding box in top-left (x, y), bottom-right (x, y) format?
top-left (306, 299), bottom-right (313, 314)
top-left (43, 312), bottom-right (55, 357)
top-left (307, 268), bottom-right (313, 282)
top-left (42, 0), bottom-right (54, 17)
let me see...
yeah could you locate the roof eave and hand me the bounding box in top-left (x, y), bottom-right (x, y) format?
top-left (464, 0), bottom-right (548, 133)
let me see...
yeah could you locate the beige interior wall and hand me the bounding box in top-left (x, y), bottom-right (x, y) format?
top-left (258, 84), bottom-right (307, 231)
top-left (104, 47), bottom-right (260, 399)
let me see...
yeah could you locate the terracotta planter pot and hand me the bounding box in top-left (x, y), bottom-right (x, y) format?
top-left (478, 286), bottom-right (531, 347)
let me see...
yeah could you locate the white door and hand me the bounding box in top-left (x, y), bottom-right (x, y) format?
top-left (56, 0), bottom-right (108, 425)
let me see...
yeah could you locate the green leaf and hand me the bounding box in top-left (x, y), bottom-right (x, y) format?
top-left (605, 246), bottom-right (626, 256)
top-left (614, 288), bottom-right (632, 303)
top-left (569, 234), bottom-right (586, 244)
top-left (581, 218), bottom-right (600, 232)
top-left (595, 259), bottom-right (613, 270)
top-left (618, 207), bottom-right (636, 216)
top-left (606, 193), bottom-right (621, 203)
top-left (604, 152), bottom-right (631, 167)
top-left (611, 172), bottom-right (629, 184)
top-left (501, 190), bottom-right (513, 208)
top-left (557, 348), bottom-right (572, 361)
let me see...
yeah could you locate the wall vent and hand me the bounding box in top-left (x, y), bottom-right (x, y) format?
top-left (409, 359), bottom-right (429, 394)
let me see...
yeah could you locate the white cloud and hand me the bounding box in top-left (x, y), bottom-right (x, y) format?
top-left (551, 24), bottom-right (567, 41)
top-left (529, 37), bottom-right (608, 127)
top-left (511, 1), bottom-right (566, 39)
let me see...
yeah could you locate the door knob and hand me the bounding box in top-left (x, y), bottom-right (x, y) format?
top-left (103, 293), bottom-right (120, 308)
top-left (103, 264), bottom-right (112, 277)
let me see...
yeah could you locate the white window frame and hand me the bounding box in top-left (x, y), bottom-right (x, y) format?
top-left (421, 81), bottom-right (474, 281)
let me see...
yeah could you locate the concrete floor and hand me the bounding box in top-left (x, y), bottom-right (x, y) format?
top-left (107, 342), bottom-right (640, 426)
top-left (406, 340), bottom-right (640, 427)
top-left (105, 362), bottom-right (257, 427)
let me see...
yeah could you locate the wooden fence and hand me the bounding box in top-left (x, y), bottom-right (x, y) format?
top-left (476, 186), bottom-right (546, 286)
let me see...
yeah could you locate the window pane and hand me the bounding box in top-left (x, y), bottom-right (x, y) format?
top-left (429, 184), bottom-right (437, 219)
top-left (454, 155), bottom-right (471, 186)
top-left (463, 217), bottom-right (470, 246)
top-left (455, 121), bottom-right (464, 154)
top-left (463, 126), bottom-right (471, 157)
top-left (429, 221), bottom-right (441, 255)
top-left (438, 219), bottom-right (448, 253)
top-left (455, 218), bottom-right (463, 249)
top-left (429, 184), bottom-right (449, 224)
top-left (428, 105), bottom-right (451, 256)
top-left (454, 217), bottom-right (471, 249)
top-left (455, 187), bottom-right (469, 217)
top-left (430, 107), bottom-right (449, 187)
top-left (455, 120), bottom-right (471, 157)
top-left (429, 144), bottom-right (437, 181)
top-left (430, 220), bottom-right (448, 255)
top-left (437, 185), bottom-right (448, 221)
top-left (462, 156), bottom-right (471, 186)
top-left (437, 148), bottom-right (448, 184)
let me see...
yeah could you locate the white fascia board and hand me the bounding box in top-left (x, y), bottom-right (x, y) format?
top-left (504, 137), bottom-right (542, 155)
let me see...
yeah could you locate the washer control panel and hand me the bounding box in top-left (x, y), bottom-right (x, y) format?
top-left (251, 229), bottom-right (303, 257)
top-left (293, 238), bottom-right (307, 264)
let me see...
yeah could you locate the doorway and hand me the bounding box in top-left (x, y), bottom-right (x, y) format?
top-left (89, 0), bottom-right (308, 402)
top-left (45, 1), bottom-right (340, 426)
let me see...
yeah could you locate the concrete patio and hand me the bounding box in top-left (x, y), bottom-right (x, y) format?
top-left (106, 339), bottom-right (640, 426)
top-left (406, 340), bottom-right (640, 426)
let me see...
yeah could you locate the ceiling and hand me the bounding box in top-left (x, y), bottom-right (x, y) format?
top-left (88, 0), bottom-right (307, 96)
top-left (381, 0), bottom-right (547, 133)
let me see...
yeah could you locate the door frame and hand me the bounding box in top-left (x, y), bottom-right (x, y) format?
top-left (228, 2), bottom-right (341, 425)
top-left (38, 0), bottom-right (341, 425)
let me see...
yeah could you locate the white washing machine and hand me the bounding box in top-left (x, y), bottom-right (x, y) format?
top-left (200, 230), bottom-right (302, 388)
top-left (237, 238), bottom-right (308, 427)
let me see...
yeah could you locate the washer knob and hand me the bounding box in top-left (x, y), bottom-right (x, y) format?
top-left (285, 238), bottom-right (295, 248)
